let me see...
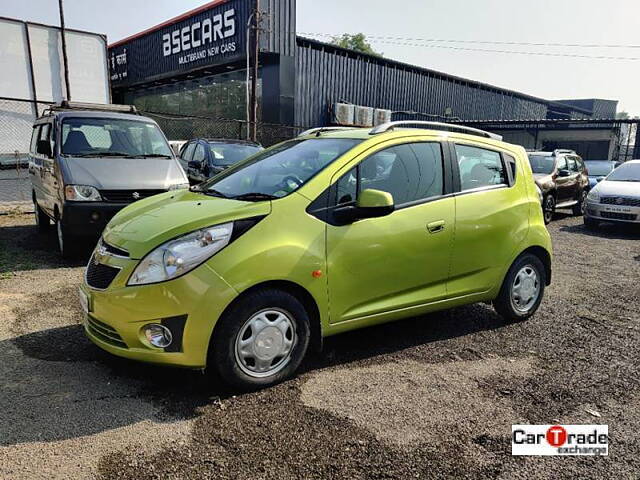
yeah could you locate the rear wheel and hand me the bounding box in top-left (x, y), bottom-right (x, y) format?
top-left (494, 253), bottom-right (546, 323)
top-left (33, 199), bottom-right (50, 232)
top-left (210, 289), bottom-right (311, 391)
top-left (573, 190), bottom-right (587, 216)
top-left (542, 195), bottom-right (555, 225)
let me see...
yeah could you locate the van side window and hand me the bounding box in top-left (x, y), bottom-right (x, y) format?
top-left (30, 125), bottom-right (41, 154)
top-left (335, 143), bottom-right (444, 206)
top-left (455, 144), bottom-right (506, 191)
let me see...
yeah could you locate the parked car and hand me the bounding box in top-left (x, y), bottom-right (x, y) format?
top-left (179, 138), bottom-right (263, 184)
top-left (584, 159), bottom-right (640, 228)
top-left (585, 160), bottom-right (617, 189)
top-left (527, 149), bottom-right (590, 224)
top-left (80, 121), bottom-right (552, 390)
top-left (29, 102), bottom-right (189, 257)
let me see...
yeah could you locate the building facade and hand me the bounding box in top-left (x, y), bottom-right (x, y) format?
top-left (109, 0), bottom-right (630, 159)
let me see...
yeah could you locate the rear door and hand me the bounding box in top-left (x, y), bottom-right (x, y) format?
top-left (447, 142), bottom-right (530, 297)
top-left (325, 139), bottom-right (455, 323)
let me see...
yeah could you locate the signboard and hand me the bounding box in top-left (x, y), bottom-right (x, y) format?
top-left (109, 0), bottom-right (249, 87)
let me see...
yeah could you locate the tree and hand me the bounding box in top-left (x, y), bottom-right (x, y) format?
top-left (616, 111), bottom-right (629, 119)
top-left (330, 33), bottom-right (382, 56)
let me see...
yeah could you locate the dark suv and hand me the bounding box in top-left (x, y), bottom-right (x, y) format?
top-left (527, 150), bottom-right (589, 224)
top-left (179, 138), bottom-right (262, 184)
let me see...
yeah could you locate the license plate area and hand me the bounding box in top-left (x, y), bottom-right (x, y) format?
top-left (604, 206), bottom-right (632, 213)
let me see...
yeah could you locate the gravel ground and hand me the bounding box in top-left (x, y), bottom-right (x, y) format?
top-left (0, 212), bottom-right (638, 479)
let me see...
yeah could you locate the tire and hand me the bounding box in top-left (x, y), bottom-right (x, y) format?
top-left (493, 253), bottom-right (546, 323)
top-left (573, 190), bottom-right (587, 216)
top-left (56, 219), bottom-right (78, 259)
top-left (210, 288), bottom-right (311, 391)
top-left (33, 199), bottom-right (50, 232)
top-left (542, 194), bottom-right (555, 225)
top-left (584, 216), bottom-right (599, 230)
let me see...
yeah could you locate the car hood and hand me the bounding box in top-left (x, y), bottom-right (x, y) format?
top-left (593, 180), bottom-right (640, 198)
top-left (102, 190), bottom-right (272, 259)
top-left (61, 156), bottom-right (187, 190)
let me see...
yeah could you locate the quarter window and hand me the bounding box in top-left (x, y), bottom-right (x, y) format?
top-left (335, 142), bottom-right (444, 206)
top-left (456, 144), bottom-right (506, 191)
top-left (504, 153), bottom-right (517, 183)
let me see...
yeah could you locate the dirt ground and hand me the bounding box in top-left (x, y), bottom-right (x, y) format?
top-left (0, 212), bottom-right (639, 479)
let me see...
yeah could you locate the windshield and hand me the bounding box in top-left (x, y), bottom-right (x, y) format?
top-left (606, 162), bottom-right (640, 182)
top-left (209, 143), bottom-right (262, 166)
top-left (528, 154), bottom-right (555, 174)
top-left (585, 162), bottom-right (614, 176)
top-left (199, 138), bottom-right (362, 199)
top-left (61, 117), bottom-right (173, 158)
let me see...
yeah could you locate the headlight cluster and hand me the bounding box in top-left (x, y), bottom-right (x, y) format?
top-left (128, 222), bottom-right (234, 286)
top-left (587, 190), bottom-right (600, 203)
top-left (65, 185), bottom-right (101, 202)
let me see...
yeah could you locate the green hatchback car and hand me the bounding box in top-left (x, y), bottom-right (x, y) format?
top-left (80, 121), bottom-right (552, 390)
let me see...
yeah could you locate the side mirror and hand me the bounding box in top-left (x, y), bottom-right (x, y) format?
top-left (36, 140), bottom-right (52, 157)
top-left (558, 169), bottom-right (570, 177)
top-left (334, 189), bottom-right (395, 225)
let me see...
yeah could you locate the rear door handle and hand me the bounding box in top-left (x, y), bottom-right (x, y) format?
top-left (427, 220), bottom-right (445, 234)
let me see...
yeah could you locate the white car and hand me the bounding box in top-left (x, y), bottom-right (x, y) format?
top-left (584, 160), bottom-right (640, 228)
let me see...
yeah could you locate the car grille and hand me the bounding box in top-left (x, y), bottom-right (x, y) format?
top-left (100, 239), bottom-right (129, 258)
top-left (600, 196), bottom-right (640, 207)
top-left (86, 315), bottom-right (128, 349)
top-left (100, 189), bottom-right (165, 203)
top-left (85, 255), bottom-right (121, 290)
top-left (600, 211), bottom-right (637, 221)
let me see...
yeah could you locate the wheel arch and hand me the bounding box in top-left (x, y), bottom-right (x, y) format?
top-left (520, 245), bottom-right (552, 286)
top-left (208, 280), bottom-right (323, 361)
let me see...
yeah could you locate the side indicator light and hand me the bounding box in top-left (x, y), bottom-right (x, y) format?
top-left (312, 270), bottom-right (323, 278)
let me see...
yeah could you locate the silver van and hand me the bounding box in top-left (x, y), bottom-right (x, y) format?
top-left (29, 102), bottom-right (189, 257)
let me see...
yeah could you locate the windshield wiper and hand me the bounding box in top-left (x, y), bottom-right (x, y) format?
top-left (133, 154), bottom-right (173, 158)
top-left (232, 192), bottom-right (278, 201)
top-left (68, 152), bottom-right (131, 157)
top-left (203, 189), bottom-right (229, 198)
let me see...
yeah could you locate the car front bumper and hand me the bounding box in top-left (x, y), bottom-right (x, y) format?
top-left (80, 252), bottom-right (238, 368)
top-left (585, 201), bottom-right (640, 224)
top-left (62, 202), bottom-right (127, 236)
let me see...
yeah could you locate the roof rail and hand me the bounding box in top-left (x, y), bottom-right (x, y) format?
top-left (369, 121), bottom-right (503, 140)
top-left (298, 126), bottom-right (358, 137)
top-left (553, 149), bottom-right (576, 156)
top-left (41, 101), bottom-right (139, 116)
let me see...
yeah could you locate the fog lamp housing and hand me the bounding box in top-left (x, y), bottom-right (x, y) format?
top-left (143, 324), bottom-right (173, 348)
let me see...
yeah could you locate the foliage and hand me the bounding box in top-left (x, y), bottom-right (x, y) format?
top-left (330, 33), bottom-right (383, 56)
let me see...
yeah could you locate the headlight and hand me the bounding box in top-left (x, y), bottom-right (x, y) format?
top-left (128, 222), bottom-right (234, 286)
top-left (168, 183), bottom-right (190, 191)
top-left (535, 184), bottom-right (543, 204)
top-left (587, 190), bottom-right (599, 203)
top-left (65, 185), bottom-right (101, 202)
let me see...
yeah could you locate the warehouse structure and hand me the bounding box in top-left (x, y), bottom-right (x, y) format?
top-left (109, 0), bottom-right (637, 159)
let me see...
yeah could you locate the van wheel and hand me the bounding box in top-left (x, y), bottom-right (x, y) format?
top-left (56, 220), bottom-right (77, 259)
top-left (542, 195), bottom-right (555, 224)
top-left (573, 190), bottom-right (587, 216)
top-left (493, 253), bottom-right (546, 323)
top-left (210, 289), bottom-right (310, 391)
top-left (34, 200), bottom-right (50, 232)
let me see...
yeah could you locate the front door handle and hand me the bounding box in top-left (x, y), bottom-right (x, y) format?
top-left (427, 220), bottom-right (445, 234)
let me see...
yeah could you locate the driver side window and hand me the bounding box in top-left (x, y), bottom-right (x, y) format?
top-left (557, 157), bottom-right (568, 171)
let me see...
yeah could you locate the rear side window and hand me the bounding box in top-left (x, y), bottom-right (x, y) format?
top-left (455, 144), bottom-right (506, 191)
top-left (335, 142), bottom-right (445, 206)
top-left (182, 142), bottom-right (196, 160)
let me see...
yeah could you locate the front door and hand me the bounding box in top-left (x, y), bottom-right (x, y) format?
top-left (555, 155), bottom-right (577, 202)
top-left (325, 141), bottom-right (455, 323)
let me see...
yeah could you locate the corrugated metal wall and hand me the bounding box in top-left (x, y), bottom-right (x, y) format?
top-left (295, 38), bottom-right (548, 128)
top-left (259, 0), bottom-right (296, 57)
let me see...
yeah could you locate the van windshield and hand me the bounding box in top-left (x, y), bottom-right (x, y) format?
top-left (528, 155), bottom-right (555, 174)
top-left (199, 138), bottom-right (362, 200)
top-left (61, 118), bottom-right (173, 158)
top-left (606, 162), bottom-right (640, 182)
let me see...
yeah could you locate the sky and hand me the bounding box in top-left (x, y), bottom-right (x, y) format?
top-left (2, 0), bottom-right (639, 114)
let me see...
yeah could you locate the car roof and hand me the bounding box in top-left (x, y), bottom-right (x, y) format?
top-left (36, 111), bottom-right (155, 123)
top-left (298, 127), bottom-right (517, 149)
top-left (200, 138), bottom-right (262, 146)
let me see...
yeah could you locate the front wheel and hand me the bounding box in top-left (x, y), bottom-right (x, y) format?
top-left (493, 253), bottom-right (546, 323)
top-left (542, 195), bottom-right (555, 225)
top-left (573, 190), bottom-right (587, 216)
top-left (210, 289), bottom-right (311, 391)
